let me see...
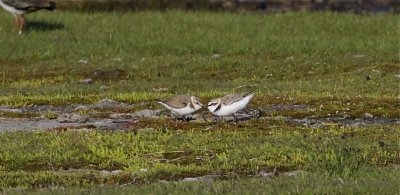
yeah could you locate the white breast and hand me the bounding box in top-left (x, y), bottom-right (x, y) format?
top-left (170, 105), bottom-right (197, 115)
top-left (0, 1), bottom-right (26, 15)
top-left (213, 95), bottom-right (253, 116)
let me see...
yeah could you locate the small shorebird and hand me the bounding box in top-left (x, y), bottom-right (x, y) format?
top-left (207, 92), bottom-right (255, 120)
top-left (157, 95), bottom-right (203, 119)
top-left (0, 0), bottom-right (56, 34)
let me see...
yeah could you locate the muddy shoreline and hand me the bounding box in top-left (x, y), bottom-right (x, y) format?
top-left (1, 100), bottom-right (398, 131)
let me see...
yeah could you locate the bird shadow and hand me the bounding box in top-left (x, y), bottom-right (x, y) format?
top-left (25, 21), bottom-right (65, 31)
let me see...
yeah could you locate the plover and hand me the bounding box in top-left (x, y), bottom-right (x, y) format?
top-left (207, 92), bottom-right (255, 119)
top-left (157, 95), bottom-right (203, 119)
top-left (0, 0), bottom-right (56, 34)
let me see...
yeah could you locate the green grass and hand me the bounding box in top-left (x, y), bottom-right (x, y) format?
top-left (0, 124), bottom-right (399, 192)
top-left (17, 167), bottom-right (400, 195)
top-left (0, 11), bottom-right (399, 193)
top-left (0, 11), bottom-right (398, 102)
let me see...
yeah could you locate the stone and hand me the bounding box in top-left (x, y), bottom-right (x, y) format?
top-left (353, 54), bottom-right (366, 58)
top-left (212, 54), bottom-right (221, 59)
top-left (259, 171), bottom-right (274, 178)
top-left (182, 177), bottom-right (199, 182)
top-left (181, 175), bottom-right (218, 182)
top-left (137, 128), bottom-right (155, 134)
top-left (133, 109), bottom-right (161, 118)
top-left (109, 113), bottom-right (134, 119)
top-left (99, 86), bottom-right (110, 90)
top-left (56, 113), bottom-right (89, 123)
top-left (92, 99), bottom-right (131, 110)
top-left (78, 78), bottom-right (93, 84)
top-left (282, 170), bottom-right (307, 177)
top-left (364, 113), bottom-right (374, 119)
top-left (100, 170), bottom-right (123, 176)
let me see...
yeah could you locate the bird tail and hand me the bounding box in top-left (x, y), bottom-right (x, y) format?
top-left (46, 2), bottom-right (57, 11)
top-left (156, 100), bottom-right (167, 107)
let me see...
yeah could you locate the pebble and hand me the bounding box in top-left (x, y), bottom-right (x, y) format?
top-left (92, 99), bottom-right (131, 110)
top-left (364, 113), bottom-right (374, 119)
top-left (133, 109), bottom-right (161, 118)
top-left (56, 113), bottom-right (89, 123)
top-left (109, 113), bottom-right (134, 119)
top-left (137, 128), bottom-right (156, 134)
top-left (282, 170), bottom-right (307, 177)
top-left (181, 175), bottom-right (218, 182)
top-left (78, 78), bottom-right (93, 84)
top-left (212, 54), bottom-right (221, 59)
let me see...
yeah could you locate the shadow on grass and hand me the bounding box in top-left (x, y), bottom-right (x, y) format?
top-left (26, 21), bottom-right (65, 31)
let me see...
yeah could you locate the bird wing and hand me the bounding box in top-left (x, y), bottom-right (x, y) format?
top-left (2, 0), bottom-right (30, 9)
top-left (221, 92), bottom-right (254, 105)
top-left (2, 0), bottom-right (54, 10)
top-left (221, 93), bottom-right (244, 105)
top-left (166, 95), bottom-right (191, 109)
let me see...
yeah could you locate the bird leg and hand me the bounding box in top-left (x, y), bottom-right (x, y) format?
top-left (175, 115), bottom-right (189, 122)
top-left (13, 15), bottom-right (19, 32)
top-left (232, 114), bottom-right (238, 123)
top-left (19, 15), bottom-right (25, 34)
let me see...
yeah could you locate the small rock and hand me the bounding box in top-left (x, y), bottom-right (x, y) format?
top-left (353, 54), bottom-right (365, 58)
top-left (152, 87), bottom-right (168, 92)
top-left (57, 113), bottom-right (89, 123)
top-left (259, 171), bottom-right (274, 178)
top-left (212, 54), bottom-right (221, 59)
top-left (78, 78), bottom-right (93, 84)
top-left (197, 175), bottom-right (218, 182)
top-left (75, 105), bottom-right (90, 111)
top-left (99, 86), bottom-right (110, 90)
top-left (182, 175), bottom-right (218, 182)
top-left (0, 108), bottom-right (23, 113)
top-left (366, 75), bottom-right (372, 81)
top-left (66, 168), bottom-right (91, 173)
top-left (282, 170), bottom-right (307, 177)
top-left (78, 59), bottom-right (88, 64)
top-left (371, 69), bottom-right (380, 73)
top-left (132, 168), bottom-right (148, 175)
top-left (271, 116), bottom-right (287, 121)
top-left (100, 170), bottom-right (123, 176)
top-left (99, 170), bottom-right (110, 176)
top-left (364, 113), bottom-right (374, 119)
top-left (137, 128), bottom-right (155, 134)
top-left (92, 99), bottom-right (130, 110)
top-left (111, 170), bottom-right (124, 174)
top-left (182, 177), bottom-right (199, 182)
top-left (109, 113), bottom-right (134, 119)
top-left (133, 109), bottom-right (161, 118)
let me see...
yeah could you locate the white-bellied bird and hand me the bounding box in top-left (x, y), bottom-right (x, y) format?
top-left (0, 0), bottom-right (56, 34)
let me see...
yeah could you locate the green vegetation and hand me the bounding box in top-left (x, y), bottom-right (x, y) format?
top-left (0, 124), bottom-right (399, 192)
top-left (0, 11), bottom-right (399, 193)
top-left (0, 11), bottom-right (398, 102)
